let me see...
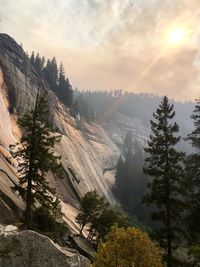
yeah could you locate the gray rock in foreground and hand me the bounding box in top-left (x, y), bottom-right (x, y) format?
top-left (0, 228), bottom-right (90, 267)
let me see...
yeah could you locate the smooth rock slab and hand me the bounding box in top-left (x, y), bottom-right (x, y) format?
top-left (4, 225), bottom-right (18, 233)
top-left (0, 230), bottom-right (90, 267)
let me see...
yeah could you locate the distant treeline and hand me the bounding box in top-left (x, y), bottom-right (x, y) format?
top-left (74, 90), bottom-right (193, 123)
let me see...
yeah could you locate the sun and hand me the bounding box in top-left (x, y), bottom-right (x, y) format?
top-left (168, 27), bottom-right (187, 45)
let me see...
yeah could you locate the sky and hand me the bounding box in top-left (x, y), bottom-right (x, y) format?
top-left (1, 0), bottom-right (200, 101)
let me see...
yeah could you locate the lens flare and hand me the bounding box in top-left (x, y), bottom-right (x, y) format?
top-left (168, 28), bottom-right (186, 45)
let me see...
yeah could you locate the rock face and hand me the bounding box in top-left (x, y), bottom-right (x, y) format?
top-left (0, 33), bottom-right (120, 226)
top-left (72, 235), bottom-right (96, 262)
top-left (0, 34), bottom-right (119, 203)
top-left (0, 226), bottom-right (90, 267)
top-left (0, 154), bottom-right (24, 224)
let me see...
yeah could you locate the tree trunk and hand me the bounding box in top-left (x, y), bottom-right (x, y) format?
top-left (24, 174), bottom-right (32, 229)
top-left (80, 223), bottom-right (85, 235)
top-left (166, 179), bottom-right (172, 267)
top-left (166, 204), bottom-right (172, 267)
top-left (24, 90), bottom-right (40, 229)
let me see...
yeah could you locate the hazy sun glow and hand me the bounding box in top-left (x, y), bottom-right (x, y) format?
top-left (168, 27), bottom-right (187, 45)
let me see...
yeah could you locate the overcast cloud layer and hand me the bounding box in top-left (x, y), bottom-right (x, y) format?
top-left (1, 0), bottom-right (200, 100)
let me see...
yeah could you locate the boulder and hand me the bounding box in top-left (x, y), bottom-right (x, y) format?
top-left (72, 235), bottom-right (96, 262)
top-left (0, 228), bottom-right (90, 267)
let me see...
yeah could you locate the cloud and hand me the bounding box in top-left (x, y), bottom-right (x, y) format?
top-left (0, 0), bottom-right (200, 100)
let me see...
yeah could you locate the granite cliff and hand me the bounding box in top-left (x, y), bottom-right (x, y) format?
top-left (0, 34), bottom-right (120, 227)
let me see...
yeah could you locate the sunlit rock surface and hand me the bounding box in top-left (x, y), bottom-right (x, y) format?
top-left (0, 154), bottom-right (24, 224)
top-left (0, 34), bottom-right (121, 225)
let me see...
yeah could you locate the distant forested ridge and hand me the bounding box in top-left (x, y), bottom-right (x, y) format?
top-left (74, 90), bottom-right (193, 126)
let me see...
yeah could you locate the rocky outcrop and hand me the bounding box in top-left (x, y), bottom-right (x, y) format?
top-left (72, 235), bottom-right (96, 262)
top-left (0, 225), bottom-right (90, 267)
top-left (0, 154), bottom-right (24, 224)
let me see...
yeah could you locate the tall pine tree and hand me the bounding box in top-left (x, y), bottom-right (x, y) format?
top-left (11, 89), bottom-right (63, 229)
top-left (185, 99), bottom-right (200, 243)
top-left (30, 51), bottom-right (35, 65)
top-left (113, 155), bottom-right (125, 204)
top-left (143, 96), bottom-right (185, 267)
top-left (57, 63), bottom-right (73, 107)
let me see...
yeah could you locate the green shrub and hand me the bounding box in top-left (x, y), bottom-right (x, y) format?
top-left (32, 207), bottom-right (68, 243)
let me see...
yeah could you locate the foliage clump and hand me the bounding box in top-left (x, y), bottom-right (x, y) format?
top-left (76, 191), bottom-right (129, 243)
top-left (32, 207), bottom-right (68, 244)
top-left (93, 225), bottom-right (164, 267)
